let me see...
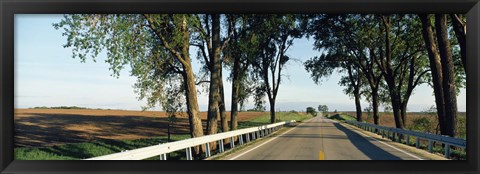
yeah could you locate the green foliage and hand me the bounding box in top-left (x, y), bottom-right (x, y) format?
top-left (408, 117), bottom-right (437, 134)
top-left (417, 105), bottom-right (466, 139)
top-left (306, 107), bottom-right (317, 116)
top-left (53, 14), bottom-right (199, 114)
top-left (246, 15), bottom-right (304, 120)
top-left (318, 105), bottom-right (329, 115)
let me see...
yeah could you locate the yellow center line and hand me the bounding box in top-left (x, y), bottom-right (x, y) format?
top-left (319, 117), bottom-right (325, 160)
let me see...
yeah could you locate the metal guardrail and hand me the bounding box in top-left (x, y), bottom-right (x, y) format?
top-left (345, 120), bottom-right (466, 159)
top-left (86, 120), bottom-right (296, 160)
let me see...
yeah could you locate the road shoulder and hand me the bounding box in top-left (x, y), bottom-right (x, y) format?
top-left (337, 120), bottom-right (447, 160)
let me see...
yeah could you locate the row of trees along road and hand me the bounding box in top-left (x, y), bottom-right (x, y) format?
top-left (54, 14), bottom-right (465, 156)
top-left (304, 14), bottom-right (465, 137)
top-left (54, 14), bottom-right (302, 156)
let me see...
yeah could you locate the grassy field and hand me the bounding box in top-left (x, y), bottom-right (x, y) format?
top-left (14, 111), bottom-right (311, 160)
top-left (237, 111), bottom-right (312, 129)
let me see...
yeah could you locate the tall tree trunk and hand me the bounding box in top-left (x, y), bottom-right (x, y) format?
top-left (385, 74), bottom-right (404, 129)
top-left (183, 63), bottom-right (205, 154)
top-left (371, 88), bottom-right (380, 125)
top-left (230, 57), bottom-right (241, 131)
top-left (174, 14), bottom-right (205, 156)
top-left (419, 14), bottom-right (447, 136)
top-left (390, 93), bottom-right (404, 129)
top-left (382, 15), bottom-right (403, 129)
top-left (218, 69), bottom-right (228, 132)
top-left (435, 14), bottom-right (458, 137)
top-left (400, 101), bottom-right (408, 127)
top-left (354, 91), bottom-right (362, 122)
top-left (269, 98), bottom-right (276, 123)
top-left (450, 14), bottom-right (466, 71)
top-left (206, 14), bottom-right (221, 136)
top-left (347, 65), bottom-right (362, 122)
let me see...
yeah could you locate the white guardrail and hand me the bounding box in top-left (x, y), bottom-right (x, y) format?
top-left (86, 120), bottom-right (296, 160)
top-left (345, 120), bottom-right (466, 159)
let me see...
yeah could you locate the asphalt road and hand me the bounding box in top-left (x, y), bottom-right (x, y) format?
top-left (226, 116), bottom-right (423, 160)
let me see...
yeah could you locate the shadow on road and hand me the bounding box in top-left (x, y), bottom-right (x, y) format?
top-left (333, 123), bottom-right (403, 160)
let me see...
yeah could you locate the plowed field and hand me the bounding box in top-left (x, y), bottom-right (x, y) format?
top-left (14, 109), bottom-right (267, 147)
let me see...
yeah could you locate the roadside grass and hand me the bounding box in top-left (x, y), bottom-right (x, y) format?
top-left (327, 113), bottom-right (356, 122)
top-left (15, 134), bottom-right (191, 160)
top-left (15, 112), bottom-right (309, 160)
top-left (238, 111), bottom-right (312, 129)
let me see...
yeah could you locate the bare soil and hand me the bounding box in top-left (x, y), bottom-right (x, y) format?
top-left (14, 109), bottom-right (267, 147)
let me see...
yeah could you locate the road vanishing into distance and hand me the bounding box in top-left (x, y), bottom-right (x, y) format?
top-left (225, 116), bottom-right (424, 160)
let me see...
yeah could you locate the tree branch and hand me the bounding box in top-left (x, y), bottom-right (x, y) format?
top-left (143, 14), bottom-right (188, 66)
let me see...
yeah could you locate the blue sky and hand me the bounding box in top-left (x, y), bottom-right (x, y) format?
top-left (14, 14), bottom-right (467, 112)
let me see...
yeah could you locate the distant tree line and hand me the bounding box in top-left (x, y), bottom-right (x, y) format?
top-left (54, 13), bottom-right (465, 157)
top-left (32, 106), bottom-right (90, 109)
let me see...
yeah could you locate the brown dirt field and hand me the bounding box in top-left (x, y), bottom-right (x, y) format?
top-left (14, 109), bottom-right (267, 147)
top-left (340, 111), bottom-right (429, 127)
top-left (338, 111), bottom-right (466, 128)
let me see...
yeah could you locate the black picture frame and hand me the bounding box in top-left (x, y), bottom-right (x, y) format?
top-left (1, 0), bottom-right (479, 173)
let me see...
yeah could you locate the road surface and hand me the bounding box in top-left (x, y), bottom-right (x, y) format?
top-left (226, 116), bottom-right (423, 160)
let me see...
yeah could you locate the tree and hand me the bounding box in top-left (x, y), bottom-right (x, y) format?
top-left (307, 14), bottom-right (430, 128)
top-left (159, 79), bottom-right (183, 143)
top-left (305, 51), bottom-right (364, 122)
top-left (449, 14), bottom-right (466, 71)
top-left (53, 14), bottom-right (205, 154)
top-left (305, 14), bottom-right (381, 124)
top-left (250, 14), bottom-right (303, 123)
top-left (223, 15), bottom-right (258, 130)
top-left (372, 15), bottom-right (431, 129)
top-left (318, 105), bottom-right (329, 115)
top-left (418, 14), bottom-right (461, 137)
top-left (306, 107), bottom-right (317, 116)
top-left (191, 14), bottom-right (232, 134)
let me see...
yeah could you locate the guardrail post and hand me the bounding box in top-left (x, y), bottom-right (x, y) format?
top-left (382, 130), bottom-right (385, 138)
top-left (205, 143), bottom-right (211, 157)
top-left (428, 140), bottom-right (433, 153)
top-left (246, 133), bottom-right (250, 142)
top-left (239, 135), bottom-right (244, 145)
top-left (444, 144), bottom-right (451, 158)
top-left (416, 137), bottom-right (420, 148)
top-left (406, 135), bottom-right (410, 145)
top-left (160, 154), bottom-right (167, 160)
top-left (219, 139), bottom-right (225, 153)
top-left (252, 132), bottom-right (256, 140)
top-left (396, 133), bottom-right (401, 143)
top-left (186, 147), bottom-right (193, 160)
top-left (230, 137), bottom-right (235, 148)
